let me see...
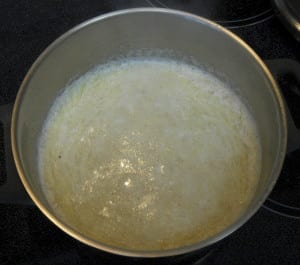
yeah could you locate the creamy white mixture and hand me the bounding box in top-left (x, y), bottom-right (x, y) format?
top-left (38, 58), bottom-right (261, 250)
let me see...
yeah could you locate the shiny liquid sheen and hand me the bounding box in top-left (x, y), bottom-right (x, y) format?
top-left (38, 58), bottom-right (261, 250)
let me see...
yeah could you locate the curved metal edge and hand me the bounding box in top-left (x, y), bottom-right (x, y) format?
top-left (263, 58), bottom-right (300, 219)
top-left (11, 7), bottom-right (288, 258)
top-left (264, 59), bottom-right (300, 154)
top-left (0, 103), bottom-right (32, 204)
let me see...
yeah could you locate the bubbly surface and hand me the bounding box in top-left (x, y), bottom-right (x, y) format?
top-left (38, 58), bottom-right (261, 250)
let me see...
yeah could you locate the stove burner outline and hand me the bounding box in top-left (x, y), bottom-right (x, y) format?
top-left (263, 198), bottom-right (300, 219)
top-left (147, 0), bottom-right (274, 28)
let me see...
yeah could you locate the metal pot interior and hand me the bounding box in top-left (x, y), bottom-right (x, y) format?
top-left (12, 8), bottom-right (286, 257)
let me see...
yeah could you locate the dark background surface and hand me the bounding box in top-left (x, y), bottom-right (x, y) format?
top-left (0, 1), bottom-right (300, 264)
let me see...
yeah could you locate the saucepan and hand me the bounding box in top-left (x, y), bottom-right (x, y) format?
top-left (1, 8), bottom-right (300, 257)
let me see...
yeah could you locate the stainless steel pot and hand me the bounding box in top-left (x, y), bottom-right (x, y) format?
top-left (11, 8), bottom-right (287, 257)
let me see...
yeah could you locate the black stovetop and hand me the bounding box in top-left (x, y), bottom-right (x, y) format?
top-left (0, 1), bottom-right (300, 264)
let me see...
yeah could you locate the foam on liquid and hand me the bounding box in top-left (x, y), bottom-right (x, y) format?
top-left (38, 58), bottom-right (261, 250)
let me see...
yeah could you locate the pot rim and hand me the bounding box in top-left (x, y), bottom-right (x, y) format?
top-left (11, 7), bottom-right (287, 258)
